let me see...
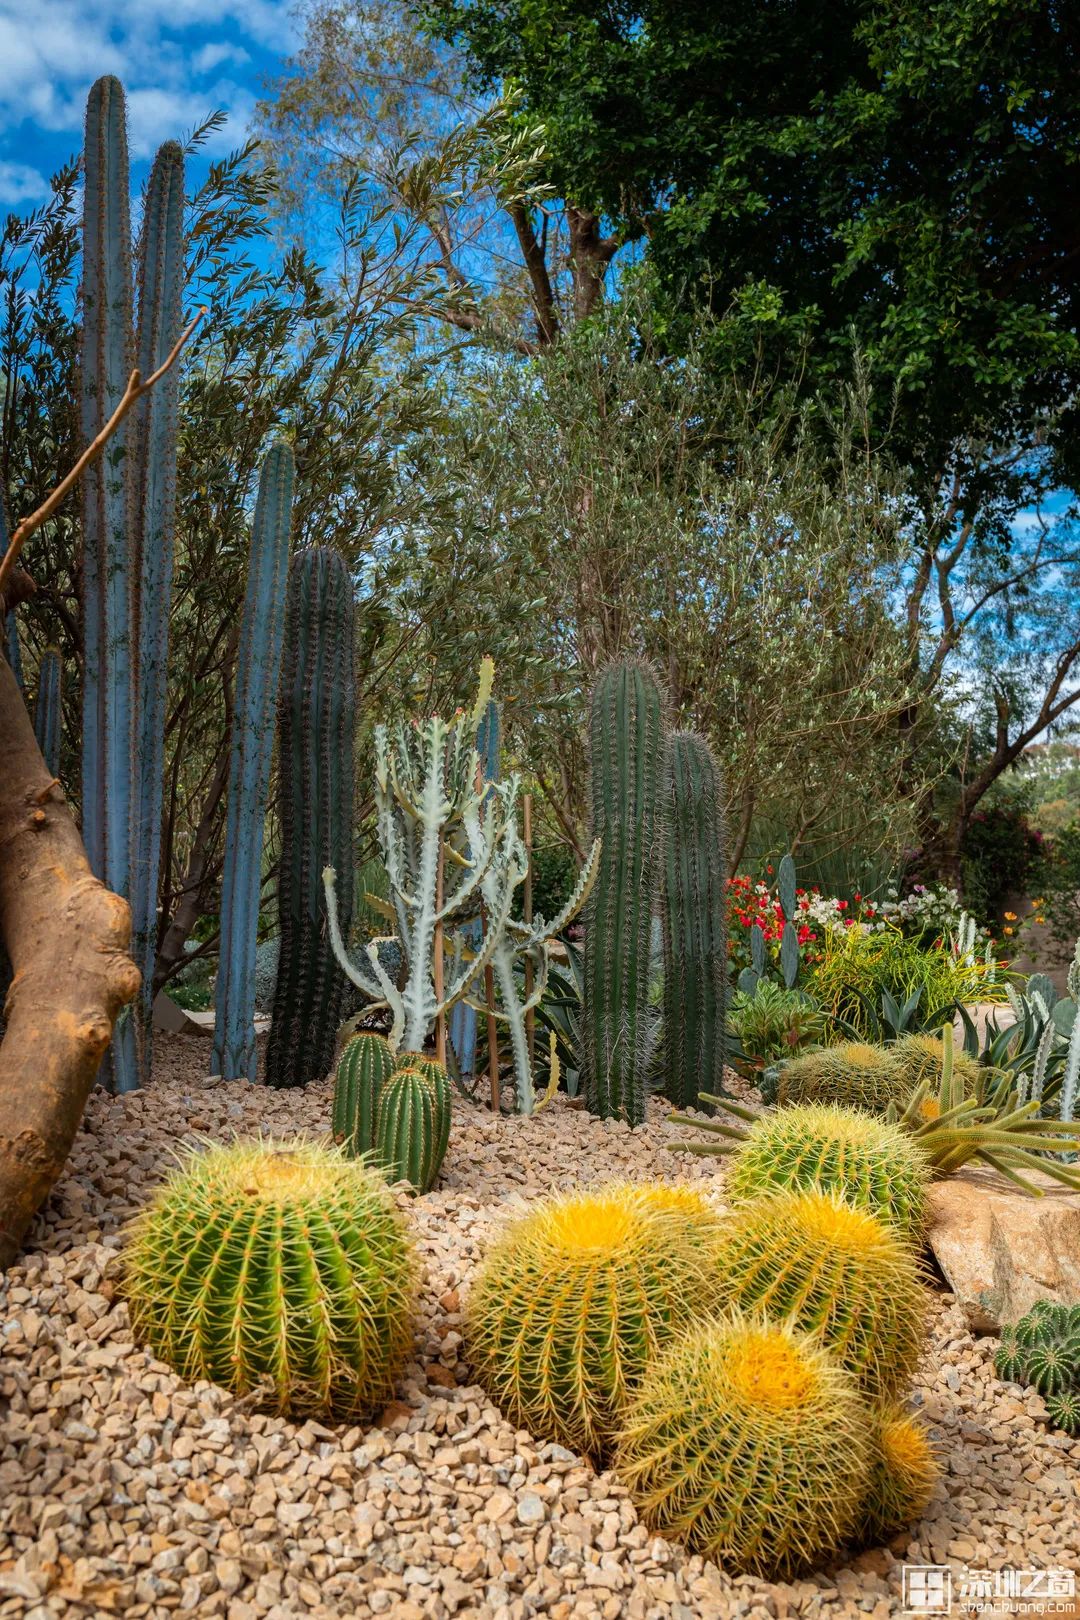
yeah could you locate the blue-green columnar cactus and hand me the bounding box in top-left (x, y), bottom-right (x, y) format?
top-left (33, 647), bottom-right (62, 776)
top-left (211, 445), bottom-right (294, 1082)
top-left (265, 547), bottom-right (356, 1088)
top-left (449, 698), bottom-right (500, 1080)
top-left (582, 660), bottom-right (666, 1126)
top-left (323, 660), bottom-right (598, 1111)
top-left (80, 77), bottom-right (185, 1091)
top-left (662, 730), bottom-right (728, 1108)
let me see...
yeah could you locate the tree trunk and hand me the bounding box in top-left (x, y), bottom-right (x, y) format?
top-left (0, 651), bottom-right (139, 1268)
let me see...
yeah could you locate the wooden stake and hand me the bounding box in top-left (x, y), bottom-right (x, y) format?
top-left (523, 792), bottom-right (535, 1071)
top-left (481, 900), bottom-right (500, 1112)
top-left (433, 831), bottom-right (447, 1067)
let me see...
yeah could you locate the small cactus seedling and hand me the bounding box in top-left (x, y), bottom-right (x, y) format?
top-left (469, 1182), bottom-right (723, 1459)
top-left (615, 1313), bottom-right (872, 1578)
top-left (123, 1139), bottom-right (416, 1418)
top-left (714, 1188), bottom-right (927, 1400)
top-left (858, 1404), bottom-right (938, 1546)
top-left (332, 1033), bottom-right (394, 1158)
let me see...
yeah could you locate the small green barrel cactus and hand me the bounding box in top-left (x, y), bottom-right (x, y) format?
top-left (469, 1182), bottom-right (723, 1459)
top-left (615, 1313), bottom-right (872, 1577)
top-left (714, 1188), bottom-right (927, 1400)
top-left (124, 1139), bottom-right (417, 1418)
top-left (395, 1052), bottom-right (452, 1165)
top-left (778, 1042), bottom-right (909, 1115)
top-left (726, 1102), bottom-right (931, 1245)
top-left (892, 1034), bottom-right (981, 1096)
top-left (583, 660), bottom-right (666, 1126)
top-left (375, 1066), bottom-right (447, 1192)
top-left (333, 1033), bottom-right (394, 1158)
top-left (858, 1404), bottom-right (939, 1545)
top-left (662, 730), bottom-right (728, 1109)
top-left (1046, 1389), bottom-right (1080, 1437)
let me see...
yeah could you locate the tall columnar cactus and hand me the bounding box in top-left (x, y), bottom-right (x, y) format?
top-left (265, 546), bottom-right (356, 1089)
top-left (449, 698), bottom-right (500, 1080)
top-left (662, 730), bottom-right (728, 1108)
top-left (211, 445), bottom-right (294, 1082)
top-left (323, 660), bottom-right (598, 1107)
top-left (582, 660), bottom-right (666, 1126)
top-left (80, 77), bottom-right (185, 1091)
top-left (33, 647), bottom-right (62, 776)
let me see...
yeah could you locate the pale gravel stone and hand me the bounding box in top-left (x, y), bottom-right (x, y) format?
top-left (0, 1032), bottom-right (1077, 1619)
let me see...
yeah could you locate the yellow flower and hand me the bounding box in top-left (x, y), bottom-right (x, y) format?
top-left (1003, 911), bottom-right (1018, 921)
top-left (1003, 926), bottom-right (1014, 937)
top-left (1036, 915), bottom-right (1046, 925)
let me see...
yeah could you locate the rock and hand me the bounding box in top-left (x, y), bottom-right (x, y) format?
top-left (927, 1165), bottom-right (1080, 1331)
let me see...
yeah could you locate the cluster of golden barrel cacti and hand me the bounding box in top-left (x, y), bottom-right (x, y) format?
top-left (122, 1085), bottom-right (939, 1580)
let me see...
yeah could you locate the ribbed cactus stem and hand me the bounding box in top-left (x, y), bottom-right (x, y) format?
top-left (662, 730), bottom-right (727, 1108)
top-left (333, 1032), bottom-right (394, 1158)
top-left (265, 546), bottom-right (356, 1088)
top-left (129, 138), bottom-right (185, 1084)
top-left (212, 445), bottom-right (294, 1081)
top-left (582, 659), bottom-right (665, 1126)
top-left (33, 647), bottom-right (63, 776)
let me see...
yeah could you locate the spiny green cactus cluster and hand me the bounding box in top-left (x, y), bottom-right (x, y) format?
top-left (777, 1043), bottom-right (909, 1115)
top-left (124, 1139), bottom-right (416, 1418)
top-left (333, 1035), bottom-right (452, 1192)
top-left (892, 1033), bottom-right (982, 1096)
top-left (615, 1314), bottom-right (872, 1578)
top-left (995, 1301), bottom-right (1080, 1435)
top-left (674, 1096), bottom-right (931, 1243)
top-left (713, 1188), bottom-right (927, 1400)
top-left (468, 1181), bottom-right (723, 1458)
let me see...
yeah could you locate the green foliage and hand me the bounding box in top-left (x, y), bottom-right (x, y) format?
top-left (715, 1188), bottom-right (926, 1401)
top-left (123, 1139), bottom-right (416, 1418)
top-left (807, 924), bottom-right (1002, 1040)
top-left (333, 1033), bottom-right (395, 1159)
top-left (728, 983), bottom-right (827, 1069)
top-left (583, 660), bottom-right (666, 1126)
top-left (1034, 821), bottom-right (1080, 953)
top-left (468, 1182), bottom-right (723, 1459)
top-left (662, 731), bottom-right (728, 1107)
top-left (994, 1301), bottom-right (1080, 1432)
top-left (960, 802), bottom-right (1044, 932)
top-left (775, 1043), bottom-right (909, 1116)
top-left (672, 1096), bottom-right (930, 1244)
top-left (266, 547), bottom-right (356, 1090)
top-left (614, 1313), bottom-right (872, 1578)
top-left (859, 1405), bottom-right (939, 1546)
top-left (374, 1062), bottom-right (451, 1192)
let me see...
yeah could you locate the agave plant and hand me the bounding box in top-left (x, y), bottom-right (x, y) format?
top-left (886, 1038), bottom-right (1080, 1193)
top-left (959, 940), bottom-right (1080, 1126)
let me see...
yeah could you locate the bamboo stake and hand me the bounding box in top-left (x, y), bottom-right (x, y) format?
top-left (523, 791), bottom-right (535, 1070)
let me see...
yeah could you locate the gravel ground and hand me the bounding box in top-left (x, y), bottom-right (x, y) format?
top-left (1, 1032), bottom-right (1078, 1620)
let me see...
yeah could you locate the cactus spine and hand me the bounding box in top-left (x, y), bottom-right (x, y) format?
top-left (583, 660), bottom-right (665, 1125)
top-left (333, 1032), bottom-right (395, 1158)
top-left (80, 77), bottom-right (185, 1090)
top-left (265, 546), bottom-right (356, 1089)
top-left (211, 445), bottom-right (294, 1081)
top-left (33, 647), bottom-right (62, 775)
top-left (662, 730), bottom-right (728, 1107)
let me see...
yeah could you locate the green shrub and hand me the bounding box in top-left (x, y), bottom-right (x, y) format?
top-left (729, 982), bottom-right (827, 1067)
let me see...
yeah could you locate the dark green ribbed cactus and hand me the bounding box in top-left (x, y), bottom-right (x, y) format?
top-left (583, 660), bottom-right (666, 1126)
top-left (995, 1300), bottom-right (1080, 1427)
top-left (333, 1033), bottom-right (394, 1158)
top-left (374, 1065), bottom-right (449, 1192)
top-left (33, 647), bottom-right (62, 776)
top-left (265, 547), bottom-right (355, 1089)
top-left (662, 730), bottom-right (728, 1108)
top-left (396, 1053), bottom-right (452, 1165)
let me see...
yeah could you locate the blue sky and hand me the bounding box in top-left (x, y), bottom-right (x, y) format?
top-left (1, 0), bottom-right (297, 206)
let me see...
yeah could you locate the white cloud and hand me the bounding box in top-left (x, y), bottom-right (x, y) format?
top-left (0, 158), bottom-right (50, 205)
top-left (192, 42), bottom-right (252, 76)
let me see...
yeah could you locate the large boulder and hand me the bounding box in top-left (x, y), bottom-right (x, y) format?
top-left (927, 1165), bottom-right (1080, 1333)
